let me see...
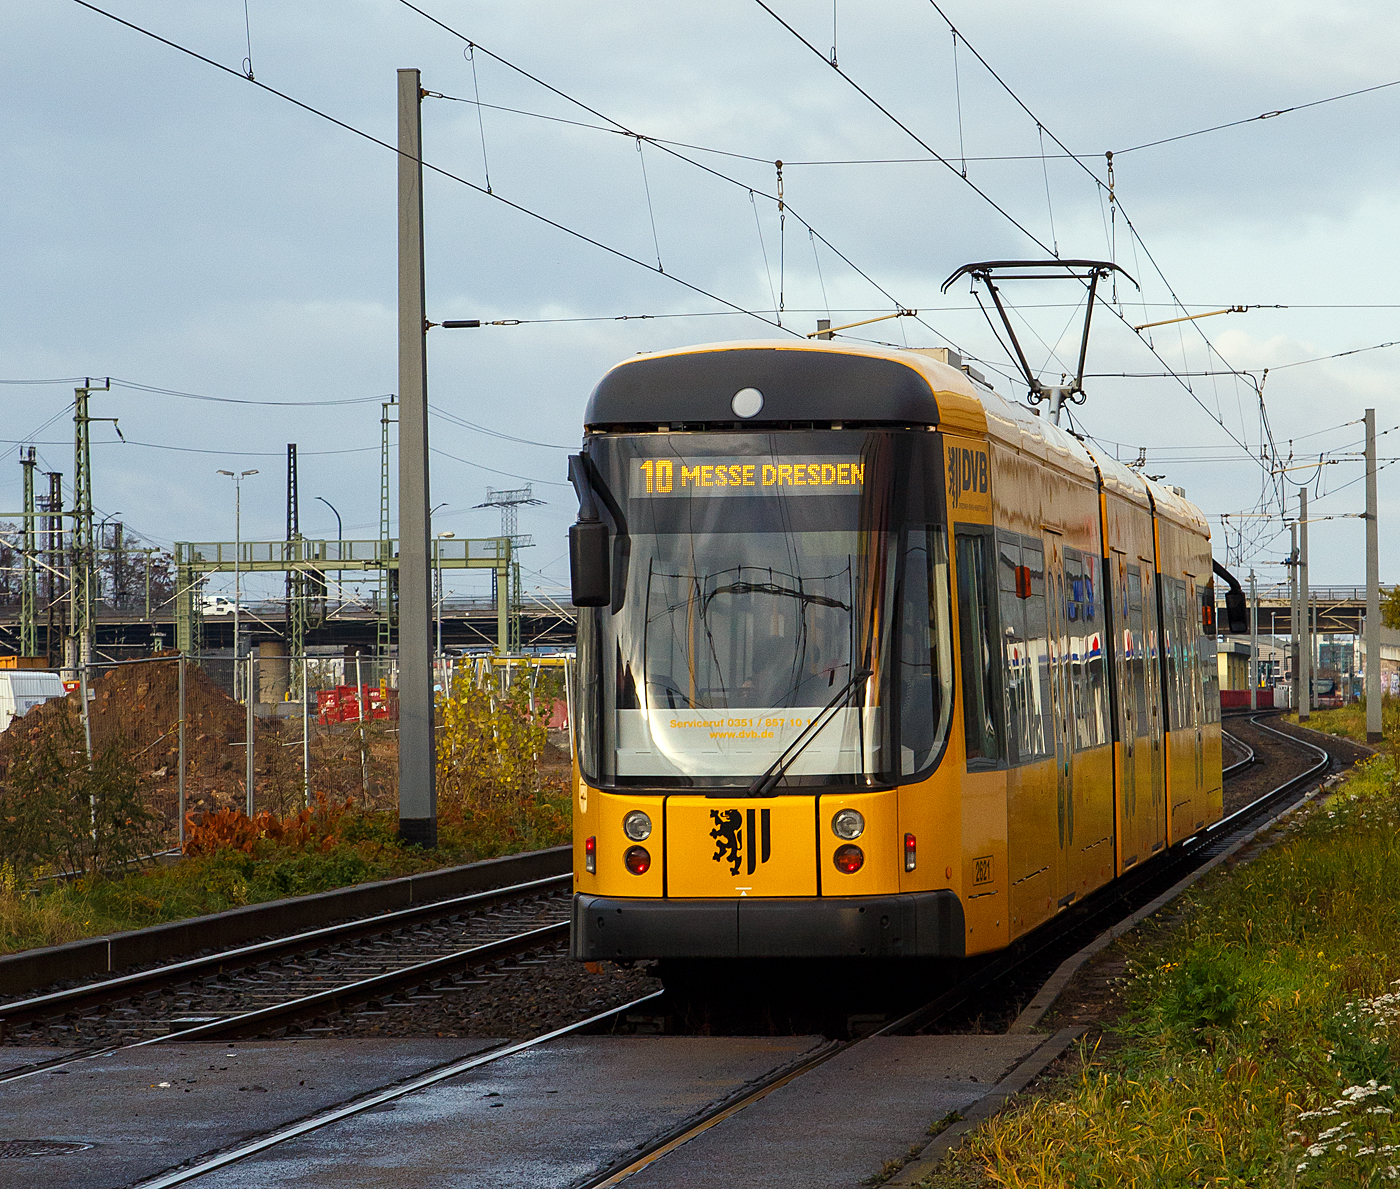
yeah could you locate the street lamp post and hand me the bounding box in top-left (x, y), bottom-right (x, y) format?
top-left (315, 496), bottom-right (343, 552)
top-left (430, 503), bottom-right (448, 671)
top-left (436, 527), bottom-right (453, 676)
top-left (218, 469), bottom-right (258, 700)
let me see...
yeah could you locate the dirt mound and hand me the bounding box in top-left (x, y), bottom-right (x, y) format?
top-left (2, 657), bottom-right (244, 764)
top-left (0, 657), bottom-right (272, 829)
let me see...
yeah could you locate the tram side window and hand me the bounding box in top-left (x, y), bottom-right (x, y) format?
top-left (1022, 541), bottom-right (1050, 759)
top-left (1088, 557), bottom-right (1108, 746)
top-left (994, 530), bottom-right (1052, 763)
top-left (1128, 565), bottom-right (1149, 737)
top-left (1175, 578), bottom-right (1195, 731)
top-left (956, 528), bottom-right (1004, 768)
top-left (1065, 549), bottom-right (1107, 751)
top-left (576, 609), bottom-right (605, 783)
top-left (1066, 550), bottom-right (1085, 748)
top-left (1161, 577), bottom-right (1180, 731)
top-left (997, 531), bottom-right (1028, 764)
top-left (899, 527), bottom-right (954, 776)
top-left (1199, 582), bottom-right (1221, 724)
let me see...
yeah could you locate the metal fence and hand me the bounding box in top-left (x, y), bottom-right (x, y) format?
top-left (33, 651), bottom-right (573, 850)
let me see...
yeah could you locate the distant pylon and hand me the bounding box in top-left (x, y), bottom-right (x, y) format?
top-left (474, 485), bottom-right (543, 550)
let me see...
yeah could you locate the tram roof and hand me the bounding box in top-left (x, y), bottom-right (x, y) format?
top-left (584, 338), bottom-right (988, 435)
top-left (585, 339), bottom-right (1209, 538)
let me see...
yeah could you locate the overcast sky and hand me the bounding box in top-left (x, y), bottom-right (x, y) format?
top-left (4, 0), bottom-right (1397, 603)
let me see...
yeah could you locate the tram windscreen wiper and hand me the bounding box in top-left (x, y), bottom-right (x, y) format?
top-left (746, 667), bottom-right (872, 797)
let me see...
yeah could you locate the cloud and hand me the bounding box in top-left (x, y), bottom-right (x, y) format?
top-left (2, 0), bottom-right (1397, 588)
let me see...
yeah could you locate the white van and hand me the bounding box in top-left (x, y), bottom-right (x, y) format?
top-left (0, 670), bottom-right (66, 732)
top-left (201, 595), bottom-right (249, 616)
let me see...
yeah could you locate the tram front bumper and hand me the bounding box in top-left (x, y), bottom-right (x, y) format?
top-left (570, 891), bottom-right (966, 960)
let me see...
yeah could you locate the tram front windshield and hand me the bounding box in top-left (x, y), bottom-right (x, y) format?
top-left (576, 430), bottom-right (953, 790)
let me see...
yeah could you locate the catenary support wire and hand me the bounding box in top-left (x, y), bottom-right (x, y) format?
top-left (750, 191), bottom-right (780, 324)
top-left (465, 43), bottom-right (493, 193)
top-left (240, 0), bottom-right (253, 79)
top-left (637, 138), bottom-right (663, 271)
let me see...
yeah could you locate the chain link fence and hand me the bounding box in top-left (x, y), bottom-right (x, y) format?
top-left (0, 651), bottom-right (574, 872)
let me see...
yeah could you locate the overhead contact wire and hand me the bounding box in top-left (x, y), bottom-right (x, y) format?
top-left (70, 0), bottom-right (794, 335)
top-left (747, 0), bottom-right (1054, 255)
top-left (918, 0), bottom-right (1262, 477)
top-left (403, 1), bottom-right (956, 347)
top-left (637, 138), bottom-right (663, 272)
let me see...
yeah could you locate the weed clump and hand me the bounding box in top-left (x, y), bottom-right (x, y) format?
top-left (436, 666), bottom-right (570, 858)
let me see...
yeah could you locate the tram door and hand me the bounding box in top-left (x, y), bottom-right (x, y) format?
top-left (1045, 535), bottom-right (1075, 905)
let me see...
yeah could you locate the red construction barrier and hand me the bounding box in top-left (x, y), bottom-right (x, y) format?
top-left (1220, 689), bottom-right (1274, 709)
top-left (317, 685), bottom-right (394, 724)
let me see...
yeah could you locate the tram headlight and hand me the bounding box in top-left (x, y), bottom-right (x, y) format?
top-left (584, 835), bottom-right (596, 874)
top-left (831, 808), bottom-right (865, 840)
top-left (622, 810), bottom-right (652, 841)
top-left (833, 844), bottom-right (864, 874)
top-left (624, 846), bottom-right (651, 875)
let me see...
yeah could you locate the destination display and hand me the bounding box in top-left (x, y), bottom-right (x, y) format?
top-left (632, 455), bottom-right (865, 498)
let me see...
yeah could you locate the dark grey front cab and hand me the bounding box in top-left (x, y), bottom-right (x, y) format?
top-left (570, 891), bottom-right (966, 960)
top-left (584, 347), bottom-right (942, 428)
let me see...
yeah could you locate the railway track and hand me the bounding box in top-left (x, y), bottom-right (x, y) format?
top-left (0, 872), bottom-right (572, 1073)
top-left (584, 713), bottom-right (1350, 1185)
top-left (8, 716), bottom-right (1362, 1186)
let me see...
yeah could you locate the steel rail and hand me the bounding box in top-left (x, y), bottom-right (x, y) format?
top-left (84, 717), bottom-right (1345, 1188)
top-left (585, 1037), bottom-right (848, 1188)
top-left (0, 873), bottom-right (571, 1032)
top-left (159, 921), bottom-right (570, 1042)
top-left (129, 990), bottom-right (666, 1189)
top-left (1221, 728), bottom-right (1255, 778)
top-left (1202, 713), bottom-right (1330, 840)
top-left (871, 712), bottom-right (1335, 1038)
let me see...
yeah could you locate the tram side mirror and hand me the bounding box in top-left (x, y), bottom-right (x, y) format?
top-left (568, 454), bottom-right (611, 607)
top-left (1224, 587), bottom-right (1249, 634)
top-left (1210, 561), bottom-right (1251, 634)
top-left (569, 520), bottom-right (611, 607)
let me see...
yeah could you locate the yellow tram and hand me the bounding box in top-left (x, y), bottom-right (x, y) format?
top-left (567, 340), bottom-right (1222, 961)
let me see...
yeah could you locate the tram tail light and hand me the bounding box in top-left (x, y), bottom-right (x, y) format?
top-left (904, 833), bottom-right (917, 872)
top-left (833, 844), bottom-right (864, 874)
top-left (624, 846), bottom-right (651, 875)
top-left (584, 835), bottom-right (596, 874)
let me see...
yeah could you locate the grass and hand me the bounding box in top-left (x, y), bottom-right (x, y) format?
top-left (0, 788), bottom-right (572, 956)
top-left (1285, 695), bottom-right (1400, 748)
top-left (925, 753), bottom-right (1400, 1188)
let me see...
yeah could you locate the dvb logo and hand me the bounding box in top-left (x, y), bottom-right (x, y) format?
top-left (947, 445), bottom-right (988, 510)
